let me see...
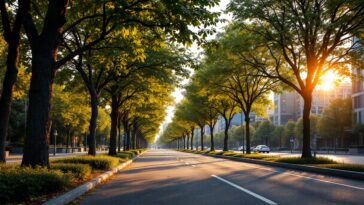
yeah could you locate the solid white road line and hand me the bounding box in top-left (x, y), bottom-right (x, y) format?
top-left (211, 175), bottom-right (278, 205)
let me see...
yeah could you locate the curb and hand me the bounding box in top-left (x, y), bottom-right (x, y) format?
top-left (43, 152), bottom-right (144, 205)
top-left (182, 151), bottom-right (364, 181)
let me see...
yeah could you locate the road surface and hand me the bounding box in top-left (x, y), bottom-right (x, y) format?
top-left (78, 149), bottom-right (364, 205)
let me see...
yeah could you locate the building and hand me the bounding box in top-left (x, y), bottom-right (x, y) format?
top-left (352, 37), bottom-right (364, 124)
top-left (273, 83), bottom-right (352, 125)
top-left (272, 92), bottom-right (299, 125)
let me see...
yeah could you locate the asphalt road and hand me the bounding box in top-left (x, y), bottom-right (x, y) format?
top-left (79, 149), bottom-right (364, 205)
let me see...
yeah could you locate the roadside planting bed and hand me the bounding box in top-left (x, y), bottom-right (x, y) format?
top-left (0, 149), bottom-right (146, 204)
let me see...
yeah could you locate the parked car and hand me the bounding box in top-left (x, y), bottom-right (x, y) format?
top-left (253, 145), bottom-right (270, 153)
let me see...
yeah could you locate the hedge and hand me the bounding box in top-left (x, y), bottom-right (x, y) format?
top-left (53, 155), bottom-right (119, 170)
top-left (51, 163), bottom-right (91, 179)
top-left (273, 156), bottom-right (337, 164)
top-left (0, 166), bottom-right (69, 203)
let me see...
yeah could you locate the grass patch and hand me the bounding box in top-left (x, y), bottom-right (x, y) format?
top-left (0, 165), bottom-right (69, 203)
top-left (272, 157), bottom-right (337, 164)
top-left (317, 164), bottom-right (364, 172)
top-left (51, 163), bottom-right (91, 180)
top-left (54, 155), bottom-right (120, 170)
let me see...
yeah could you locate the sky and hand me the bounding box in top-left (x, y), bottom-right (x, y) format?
top-left (153, 1), bottom-right (231, 142)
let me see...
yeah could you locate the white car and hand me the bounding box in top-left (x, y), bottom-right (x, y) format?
top-left (253, 145), bottom-right (270, 153)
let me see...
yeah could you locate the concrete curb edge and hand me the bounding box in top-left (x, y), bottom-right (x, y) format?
top-left (182, 151), bottom-right (364, 181)
top-left (43, 152), bottom-right (144, 205)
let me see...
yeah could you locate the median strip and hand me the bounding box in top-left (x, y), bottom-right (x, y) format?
top-left (211, 175), bottom-right (278, 205)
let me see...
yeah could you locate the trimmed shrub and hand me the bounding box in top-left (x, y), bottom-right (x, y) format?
top-left (317, 164), bottom-right (364, 172)
top-left (222, 152), bottom-right (236, 156)
top-left (116, 153), bottom-right (132, 160)
top-left (236, 154), bottom-right (272, 160)
top-left (121, 151), bottom-right (136, 157)
top-left (208, 151), bottom-right (224, 155)
top-left (54, 155), bottom-right (119, 170)
top-left (273, 157), bottom-right (337, 164)
top-left (0, 166), bottom-right (69, 203)
top-left (51, 163), bottom-right (91, 179)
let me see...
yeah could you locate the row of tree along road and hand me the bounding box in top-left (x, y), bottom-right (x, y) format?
top-left (159, 0), bottom-right (364, 158)
top-left (0, 0), bottom-right (221, 166)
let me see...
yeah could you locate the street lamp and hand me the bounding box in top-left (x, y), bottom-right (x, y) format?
top-left (53, 130), bottom-right (58, 156)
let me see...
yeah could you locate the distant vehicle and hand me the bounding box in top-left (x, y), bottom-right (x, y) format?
top-left (253, 145), bottom-right (270, 153)
top-left (238, 146), bottom-right (245, 151)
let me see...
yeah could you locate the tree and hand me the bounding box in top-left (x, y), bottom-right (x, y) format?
top-left (318, 98), bottom-right (352, 149)
top-left (203, 26), bottom-right (279, 154)
top-left (215, 96), bottom-right (238, 151)
top-left (51, 85), bottom-right (90, 152)
top-left (295, 115), bottom-right (319, 148)
top-left (197, 54), bottom-right (239, 151)
top-left (21, 0), bottom-right (219, 167)
top-left (254, 121), bottom-right (275, 146)
top-left (272, 125), bottom-right (285, 148)
top-left (284, 120), bottom-right (296, 148)
top-left (0, 0), bottom-right (30, 163)
top-left (231, 124), bottom-right (256, 148)
top-left (228, 0), bottom-right (364, 157)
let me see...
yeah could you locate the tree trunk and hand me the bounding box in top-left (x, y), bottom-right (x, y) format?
top-left (88, 91), bottom-right (98, 155)
top-left (182, 136), bottom-right (185, 149)
top-left (71, 132), bottom-right (74, 153)
top-left (186, 134), bottom-right (190, 149)
top-left (66, 130), bottom-right (71, 153)
top-left (108, 95), bottom-right (118, 155)
top-left (200, 127), bottom-right (204, 150)
top-left (136, 135), bottom-right (140, 149)
top-left (118, 116), bottom-right (121, 152)
top-left (22, 0), bottom-right (69, 167)
top-left (123, 126), bottom-right (127, 151)
top-left (132, 126), bottom-right (137, 149)
top-left (190, 129), bottom-right (194, 150)
top-left (245, 114), bottom-right (251, 154)
top-left (223, 118), bottom-right (229, 151)
top-left (22, 50), bottom-right (56, 167)
top-left (210, 125), bottom-right (215, 151)
top-left (0, 41), bottom-right (19, 163)
top-left (301, 93), bottom-right (312, 158)
top-left (126, 127), bottom-right (131, 150)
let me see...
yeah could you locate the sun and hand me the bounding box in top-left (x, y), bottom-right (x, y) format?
top-left (316, 71), bottom-right (338, 91)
